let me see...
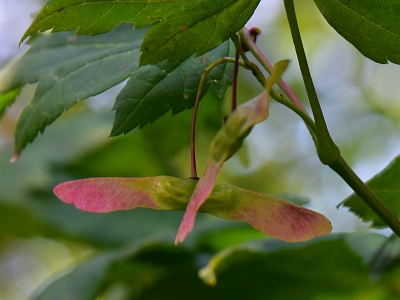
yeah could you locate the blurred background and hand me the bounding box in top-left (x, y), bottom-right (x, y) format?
top-left (1, 0), bottom-right (400, 299)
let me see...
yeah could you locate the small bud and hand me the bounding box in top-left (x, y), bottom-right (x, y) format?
top-left (241, 27), bottom-right (262, 52)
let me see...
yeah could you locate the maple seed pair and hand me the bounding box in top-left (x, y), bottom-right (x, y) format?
top-left (53, 60), bottom-right (332, 244)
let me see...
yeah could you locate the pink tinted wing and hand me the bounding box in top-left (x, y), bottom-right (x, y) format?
top-left (54, 177), bottom-right (158, 212)
top-left (226, 190), bottom-right (332, 242)
top-left (175, 160), bottom-right (222, 244)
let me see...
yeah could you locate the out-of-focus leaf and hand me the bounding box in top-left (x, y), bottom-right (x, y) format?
top-left (345, 232), bottom-right (388, 265)
top-left (32, 234), bottom-right (400, 299)
top-left (0, 26), bottom-right (145, 113)
top-left (0, 108), bottom-right (189, 246)
top-left (196, 225), bottom-right (267, 252)
top-left (104, 243), bottom-right (196, 291)
top-left (340, 155), bottom-right (400, 227)
top-left (314, 0), bottom-right (400, 64)
top-left (34, 251), bottom-right (118, 300)
top-left (138, 88), bottom-right (223, 160)
top-left (58, 135), bottom-right (168, 178)
top-left (278, 194), bottom-right (310, 206)
top-left (56, 79), bottom-right (222, 180)
top-left (34, 242), bottom-right (195, 300)
top-left (0, 107), bottom-right (115, 199)
top-left (0, 86), bottom-right (21, 117)
top-left (0, 105), bottom-right (237, 246)
top-left (370, 235), bottom-right (400, 280)
top-left (0, 201), bottom-right (60, 239)
top-left (21, 0), bottom-right (261, 66)
top-left (199, 234), bottom-right (390, 296)
top-left (110, 40), bottom-right (234, 136)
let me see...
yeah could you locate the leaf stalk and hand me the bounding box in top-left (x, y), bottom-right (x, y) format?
top-left (231, 32), bottom-right (317, 142)
top-left (238, 28), bottom-right (309, 117)
top-left (190, 57), bottom-right (249, 179)
top-left (283, 0), bottom-right (340, 165)
top-left (283, 0), bottom-right (400, 236)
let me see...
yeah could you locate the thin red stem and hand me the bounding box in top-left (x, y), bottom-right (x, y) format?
top-left (239, 29), bottom-right (310, 117)
top-left (190, 57), bottom-right (250, 180)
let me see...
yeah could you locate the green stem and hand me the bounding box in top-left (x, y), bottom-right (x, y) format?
top-left (231, 33), bottom-right (317, 142)
top-left (283, 0), bottom-right (339, 165)
top-left (238, 28), bottom-right (317, 145)
top-left (284, 0), bottom-right (400, 236)
top-left (239, 29), bottom-right (309, 116)
top-left (330, 158), bottom-right (400, 237)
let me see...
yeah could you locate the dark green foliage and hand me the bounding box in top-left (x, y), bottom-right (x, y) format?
top-left (314, 0), bottom-right (400, 64)
top-left (3, 1), bottom-right (400, 299)
top-left (2, 25), bottom-right (233, 154)
top-left (342, 156), bottom-right (400, 227)
top-left (111, 40), bottom-right (234, 136)
top-left (20, 0), bottom-right (261, 66)
top-left (10, 25), bottom-right (146, 153)
top-left (33, 235), bottom-right (400, 299)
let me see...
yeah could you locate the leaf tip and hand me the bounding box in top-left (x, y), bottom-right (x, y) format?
top-left (10, 152), bottom-right (20, 163)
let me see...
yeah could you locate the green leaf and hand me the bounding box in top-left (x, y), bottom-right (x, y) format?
top-left (34, 234), bottom-right (400, 299)
top-left (12, 25), bottom-right (234, 155)
top-left (0, 201), bottom-right (60, 239)
top-left (138, 0), bottom-right (261, 65)
top-left (199, 235), bottom-right (374, 290)
top-left (278, 194), bottom-right (310, 206)
top-left (0, 86), bottom-right (21, 117)
top-left (314, 0), bottom-right (400, 64)
top-left (340, 155), bottom-right (400, 227)
top-left (110, 40), bottom-right (234, 136)
top-left (21, 0), bottom-right (261, 66)
top-left (13, 26), bottom-right (146, 155)
top-left (1, 104), bottom-right (237, 247)
top-left (34, 251), bottom-right (119, 300)
top-left (0, 26), bottom-right (140, 104)
top-left (196, 225), bottom-right (267, 252)
top-left (59, 134), bottom-right (169, 178)
top-left (34, 242), bottom-right (195, 300)
top-left (0, 108), bottom-right (179, 246)
top-left (369, 235), bottom-right (400, 279)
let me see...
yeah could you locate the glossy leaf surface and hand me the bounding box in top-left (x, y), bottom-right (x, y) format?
top-left (314, 0), bottom-right (400, 64)
top-left (21, 0), bottom-right (261, 66)
top-left (111, 40), bottom-right (234, 135)
top-left (7, 26), bottom-right (233, 155)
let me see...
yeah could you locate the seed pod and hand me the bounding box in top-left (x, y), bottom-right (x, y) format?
top-left (54, 176), bottom-right (332, 243)
top-left (177, 60), bottom-right (291, 243)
